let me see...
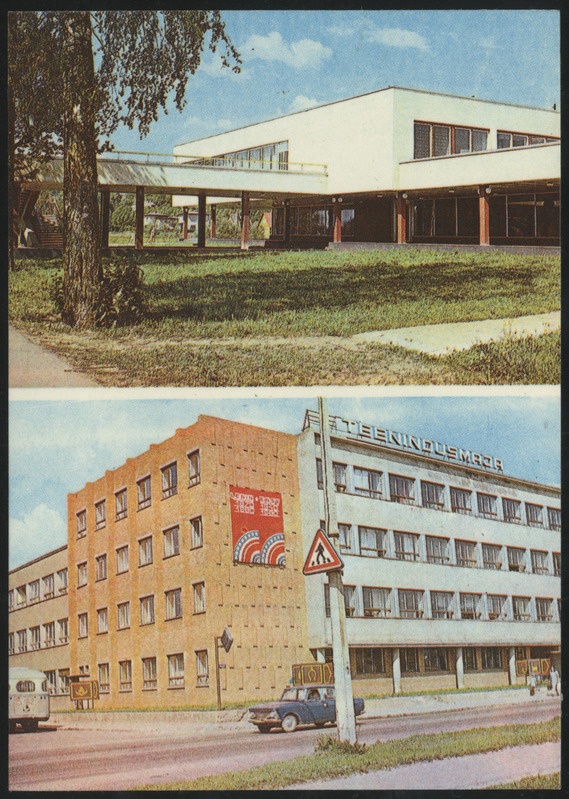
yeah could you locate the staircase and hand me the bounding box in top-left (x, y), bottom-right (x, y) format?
top-left (37, 215), bottom-right (64, 249)
top-left (18, 190), bottom-right (64, 249)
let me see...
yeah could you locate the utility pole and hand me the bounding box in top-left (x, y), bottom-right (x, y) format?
top-left (318, 396), bottom-right (357, 743)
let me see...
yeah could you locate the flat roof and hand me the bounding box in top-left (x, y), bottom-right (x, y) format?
top-left (175, 85), bottom-right (559, 150)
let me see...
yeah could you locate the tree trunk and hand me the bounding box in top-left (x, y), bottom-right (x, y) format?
top-left (61, 11), bottom-right (102, 328)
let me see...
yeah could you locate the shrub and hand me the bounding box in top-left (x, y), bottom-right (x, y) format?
top-left (314, 734), bottom-right (367, 755)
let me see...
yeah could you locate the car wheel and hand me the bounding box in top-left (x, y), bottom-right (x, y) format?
top-left (281, 714), bottom-right (299, 733)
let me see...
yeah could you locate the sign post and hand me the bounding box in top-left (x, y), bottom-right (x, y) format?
top-left (318, 396), bottom-right (357, 744)
top-left (215, 627), bottom-right (234, 710)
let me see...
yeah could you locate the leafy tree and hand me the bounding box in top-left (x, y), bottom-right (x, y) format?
top-left (8, 10), bottom-right (240, 327)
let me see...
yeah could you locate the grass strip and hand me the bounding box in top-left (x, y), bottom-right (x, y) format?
top-left (137, 716), bottom-right (560, 791)
top-left (487, 772), bottom-right (560, 790)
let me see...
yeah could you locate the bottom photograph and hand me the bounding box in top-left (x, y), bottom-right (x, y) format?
top-left (9, 392), bottom-right (561, 791)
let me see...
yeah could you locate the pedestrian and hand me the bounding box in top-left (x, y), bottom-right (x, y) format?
top-left (529, 673), bottom-right (537, 696)
top-left (550, 666), bottom-right (559, 696)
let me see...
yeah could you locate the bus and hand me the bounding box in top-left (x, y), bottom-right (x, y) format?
top-left (9, 668), bottom-right (50, 733)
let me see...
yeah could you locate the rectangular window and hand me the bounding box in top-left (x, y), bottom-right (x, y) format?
top-left (139, 536), bottom-right (153, 566)
top-left (98, 663), bottom-right (110, 693)
top-left (29, 579), bottom-right (40, 603)
top-left (57, 568), bottom-right (68, 593)
top-left (116, 545), bottom-right (129, 574)
top-left (547, 507), bottom-right (561, 531)
top-left (512, 596), bottom-right (531, 621)
top-left (161, 462), bottom-right (178, 499)
top-left (333, 462), bottom-right (347, 492)
top-left (507, 547), bottom-right (526, 572)
top-left (42, 573), bottom-right (54, 599)
top-left (552, 552), bottom-right (561, 576)
top-left (389, 474), bottom-right (416, 505)
top-left (58, 618), bottom-right (69, 644)
top-left (316, 458), bottom-right (324, 490)
top-left (164, 525), bottom-right (180, 558)
top-left (355, 648), bottom-right (385, 675)
top-left (77, 563), bottom-right (87, 587)
top-left (497, 131), bottom-right (512, 149)
top-left (59, 670), bottom-right (70, 695)
top-left (45, 670), bottom-right (56, 694)
top-left (17, 629), bottom-right (27, 652)
top-left (188, 450), bottom-right (201, 487)
top-left (399, 589), bottom-right (424, 618)
top-left (455, 540), bottom-right (478, 568)
top-left (353, 466), bottom-right (383, 499)
top-left (531, 549), bottom-right (549, 575)
top-left (166, 588), bottom-right (183, 619)
top-left (190, 516), bottom-right (203, 549)
top-left (433, 125), bottom-right (450, 156)
top-left (487, 594), bottom-right (507, 620)
top-left (30, 626), bottom-right (41, 650)
top-left (421, 481), bottom-right (445, 510)
top-left (338, 523), bottom-right (352, 554)
top-left (140, 595), bottom-right (155, 625)
top-left (137, 476), bottom-right (151, 510)
top-left (362, 586), bottom-right (391, 618)
top-left (117, 601), bottom-right (130, 629)
top-left (8, 590), bottom-right (14, 611)
top-left (168, 653), bottom-right (185, 688)
top-left (95, 554), bottom-right (108, 581)
top-left (401, 648), bottom-right (419, 673)
top-left (9, 632), bottom-right (14, 655)
top-left (142, 657), bottom-right (157, 690)
top-left (16, 585), bottom-right (27, 606)
top-left (482, 544), bottom-right (502, 570)
top-left (196, 650), bottom-right (209, 686)
top-left (426, 536), bottom-right (450, 564)
top-left (460, 593), bottom-right (482, 619)
top-left (450, 487), bottom-right (472, 515)
top-left (78, 612), bottom-right (88, 638)
top-left (193, 583), bottom-right (205, 614)
top-left (424, 648), bottom-right (449, 672)
top-left (502, 498), bottom-right (521, 524)
top-left (97, 607), bottom-right (108, 634)
top-left (358, 526), bottom-right (386, 558)
top-left (477, 493), bottom-right (497, 519)
top-left (463, 648), bottom-right (477, 671)
top-left (526, 503), bottom-right (543, 527)
top-left (76, 509), bottom-right (87, 537)
top-left (43, 621), bottom-right (55, 647)
top-left (115, 488), bottom-right (128, 521)
top-left (431, 591), bottom-right (454, 619)
top-left (119, 660), bottom-right (132, 691)
top-left (394, 531), bottom-right (420, 562)
top-left (343, 585), bottom-right (357, 617)
top-left (481, 647), bottom-right (502, 670)
top-left (414, 122), bottom-right (431, 158)
top-left (95, 499), bottom-right (106, 529)
top-left (535, 597), bottom-right (553, 622)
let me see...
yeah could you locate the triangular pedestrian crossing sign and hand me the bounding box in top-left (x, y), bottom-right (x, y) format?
top-left (303, 529), bottom-right (344, 575)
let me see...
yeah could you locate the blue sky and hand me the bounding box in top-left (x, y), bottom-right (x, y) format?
top-left (108, 9), bottom-right (560, 154)
top-left (9, 391), bottom-right (560, 568)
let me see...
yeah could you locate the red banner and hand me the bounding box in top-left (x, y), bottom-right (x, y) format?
top-left (230, 486), bottom-right (285, 566)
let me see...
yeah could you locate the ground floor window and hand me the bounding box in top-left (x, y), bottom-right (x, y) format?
top-left (489, 193), bottom-right (559, 240)
top-left (354, 647), bottom-right (386, 675)
top-left (481, 647), bottom-right (502, 670)
top-left (401, 648), bottom-right (420, 673)
top-left (98, 663), bottom-right (110, 693)
top-left (142, 657), bottom-right (157, 690)
top-left (463, 647), bottom-right (477, 671)
top-left (196, 650), bottom-right (209, 686)
top-left (424, 648), bottom-right (450, 672)
top-left (168, 653), bottom-right (185, 688)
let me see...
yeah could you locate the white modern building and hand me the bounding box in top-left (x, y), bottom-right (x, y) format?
top-left (297, 409), bottom-right (561, 694)
top-left (173, 86), bottom-right (560, 248)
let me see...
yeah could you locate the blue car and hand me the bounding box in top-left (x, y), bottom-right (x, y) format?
top-left (248, 684), bottom-right (365, 733)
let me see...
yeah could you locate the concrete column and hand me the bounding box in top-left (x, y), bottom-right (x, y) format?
top-left (333, 200), bottom-right (342, 243)
top-left (479, 187), bottom-right (490, 245)
top-left (396, 195), bottom-right (407, 243)
top-left (100, 191), bottom-right (110, 249)
top-left (135, 186), bottom-right (145, 249)
top-left (182, 207), bottom-right (188, 240)
top-left (240, 191), bottom-right (250, 251)
top-left (392, 647), bottom-right (402, 694)
top-left (508, 647), bottom-right (517, 685)
top-left (197, 192), bottom-right (207, 248)
top-left (455, 647), bottom-right (465, 689)
top-left (210, 204), bottom-right (217, 239)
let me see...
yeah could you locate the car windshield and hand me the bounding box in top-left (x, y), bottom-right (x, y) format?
top-left (280, 688), bottom-right (300, 701)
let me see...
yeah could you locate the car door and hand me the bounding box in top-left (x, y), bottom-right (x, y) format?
top-left (321, 686), bottom-right (336, 722)
top-left (305, 687), bottom-right (329, 724)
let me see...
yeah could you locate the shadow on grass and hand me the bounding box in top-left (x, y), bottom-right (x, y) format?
top-left (145, 261), bottom-right (539, 322)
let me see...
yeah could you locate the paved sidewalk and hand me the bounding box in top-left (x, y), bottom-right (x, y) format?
top-left (9, 325), bottom-right (99, 388)
top-left (284, 742), bottom-right (560, 790)
top-left (352, 311), bottom-right (560, 356)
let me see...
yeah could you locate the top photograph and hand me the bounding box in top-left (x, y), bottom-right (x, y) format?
top-left (8, 9), bottom-right (560, 388)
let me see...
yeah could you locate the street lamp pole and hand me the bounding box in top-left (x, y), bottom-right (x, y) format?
top-left (318, 396), bottom-right (357, 743)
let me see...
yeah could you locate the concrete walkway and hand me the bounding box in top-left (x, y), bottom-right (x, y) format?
top-left (285, 742), bottom-right (560, 791)
top-left (352, 311), bottom-right (560, 356)
top-left (9, 325), bottom-right (99, 388)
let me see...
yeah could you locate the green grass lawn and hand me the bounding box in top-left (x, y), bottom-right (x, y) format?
top-left (9, 248), bottom-right (560, 386)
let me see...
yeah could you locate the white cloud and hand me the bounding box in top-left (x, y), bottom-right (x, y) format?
top-left (10, 504), bottom-right (67, 569)
top-left (241, 31), bottom-right (332, 70)
top-left (326, 25), bottom-right (355, 38)
top-left (289, 95), bottom-right (320, 113)
top-left (365, 27), bottom-right (430, 52)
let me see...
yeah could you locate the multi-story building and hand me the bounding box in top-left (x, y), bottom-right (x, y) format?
top-left (10, 410), bottom-right (561, 709)
top-left (67, 415), bottom-right (308, 709)
top-left (8, 545), bottom-right (70, 710)
top-left (297, 410), bottom-right (561, 695)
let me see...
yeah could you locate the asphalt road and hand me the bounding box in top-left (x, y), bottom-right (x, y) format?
top-left (9, 700), bottom-right (560, 792)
